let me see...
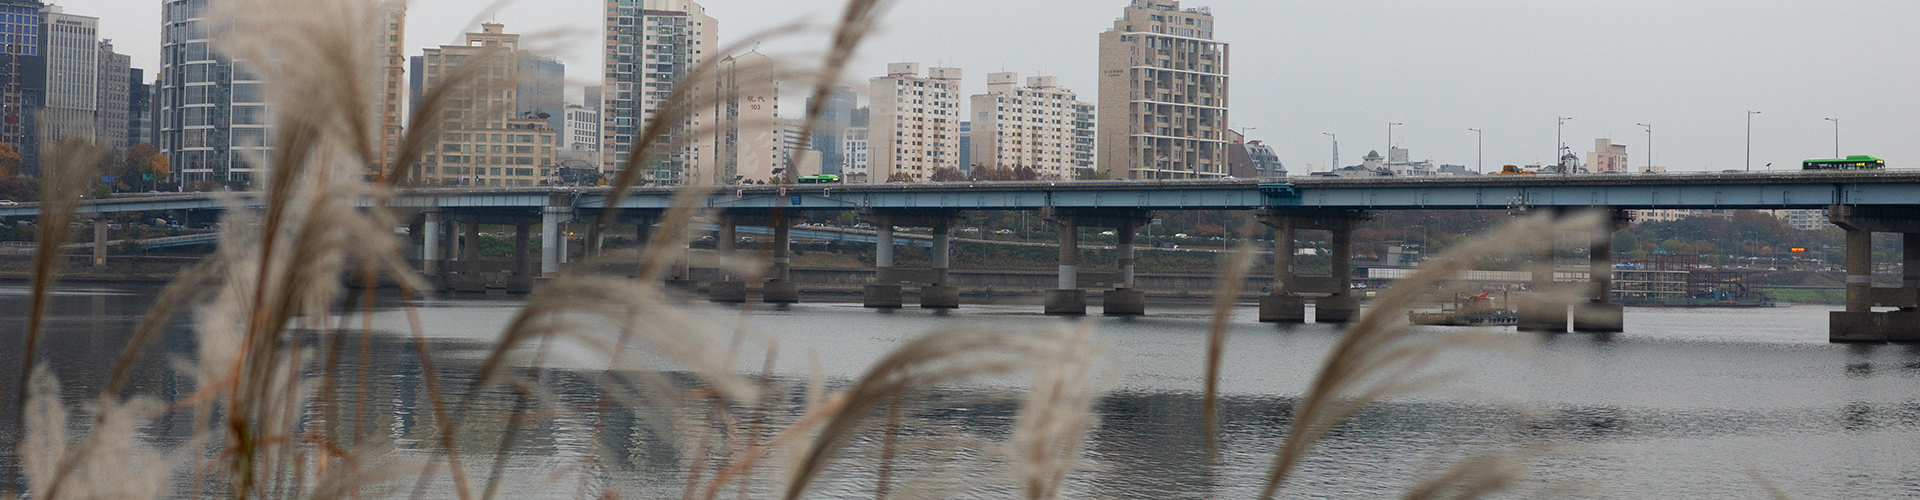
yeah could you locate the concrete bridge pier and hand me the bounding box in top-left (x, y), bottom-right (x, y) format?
top-left (863, 221), bottom-right (902, 308)
top-left (709, 215), bottom-right (747, 303)
top-left (1045, 218), bottom-right (1086, 315)
top-left (1826, 206), bottom-right (1920, 342)
top-left (421, 210), bottom-right (441, 276)
top-left (92, 218), bottom-right (107, 268)
top-left (540, 206), bottom-right (570, 278)
top-left (1258, 217), bottom-right (1306, 323)
top-left (764, 212), bottom-right (801, 304)
top-left (1317, 221), bottom-right (1362, 323)
top-left (921, 219), bottom-right (960, 309)
top-left (510, 220), bottom-right (534, 293)
top-left (1574, 210), bottom-right (1630, 332)
top-left (1104, 219), bottom-right (1146, 316)
top-left (1516, 238), bottom-right (1568, 332)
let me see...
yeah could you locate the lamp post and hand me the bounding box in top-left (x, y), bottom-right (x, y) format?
top-left (1388, 122), bottom-right (1403, 155)
top-left (1323, 132), bottom-right (1338, 172)
top-left (1746, 110), bottom-right (1761, 172)
top-left (1556, 117), bottom-right (1572, 174)
top-left (1636, 123), bottom-right (1651, 173)
top-left (1824, 117), bottom-right (1839, 158)
top-left (1467, 128), bottom-right (1483, 173)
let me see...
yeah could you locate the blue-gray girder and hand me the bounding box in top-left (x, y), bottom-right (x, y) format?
top-left (5, 171), bottom-right (1920, 218)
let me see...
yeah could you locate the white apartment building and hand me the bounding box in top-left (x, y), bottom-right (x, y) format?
top-left (603, 0), bottom-right (716, 185)
top-left (969, 73), bottom-right (1091, 180)
top-left (869, 62), bottom-right (961, 182)
top-left (1775, 209), bottom-right (1828, 231)
top-left (1096, 0), bottom-right (1230, 179)
top-left (843, 126), bottom-right (868, 179)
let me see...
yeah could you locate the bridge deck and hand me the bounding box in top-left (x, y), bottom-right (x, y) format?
top-left (1, 170), bottom-right (1916, 217)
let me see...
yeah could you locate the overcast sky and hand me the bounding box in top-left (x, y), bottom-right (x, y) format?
top-left (69, 0), bottom-right (1920, 173)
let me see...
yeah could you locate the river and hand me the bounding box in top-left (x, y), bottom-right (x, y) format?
top-left (0, 285), bottom-right (1916, 498)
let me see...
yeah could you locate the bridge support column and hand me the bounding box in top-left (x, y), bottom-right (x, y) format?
top-left (1259, 219), bottom-right (1306, 323)
top-left (864, 221), bottom-right (902, 308)
top-left (921, 220), bottom-right (959, 309)
top-left (1574, 210), bottom-right (1627, 332)
top-left (92, 219), bottom-right (107, 268)
top-left (422, 211), bottom-right (441, 276)
top-left (510, 221), bottom-right (533, 293)
top-left (1517, 236), bottom-right (1568, 332)
top-left (1104, 220), bottom-right (1145, 316)
top-left (1317, 223), bottom-right (1361, 323)
top-left (585, 219), bottom-right (602, 258)
top-left (1046, 219), bottom-right (1086, 315)
top-left (710, 216), bottom-right (746, 303)
top-left (764, 212), bottom-right (800, 304)
top-left (1830, 225), bottom-right (1879, 342)
top-left (541, 207), bottom-right (568, 277)
top-left (461, 218), bottom-right (481, 262)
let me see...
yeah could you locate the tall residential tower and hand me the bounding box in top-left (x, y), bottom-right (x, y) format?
top-left (160, 0), bottom-right (273, 185)
top-left (969, 72), bottom-right (1090, 180)
top-left (413, 23), bottom-right (558, 187)
top-left (1096, 0), bottom-right (1230, 179)
top-left (869, 62), bottom-right (960, 182)
top-left (601, 0), bottom-right (717, 185)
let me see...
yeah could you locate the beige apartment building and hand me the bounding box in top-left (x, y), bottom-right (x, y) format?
top-left (711, 51), bottom-right (781, 184)
top-left (870, 62), bottom-right (962, 182)
top-left (1586, 138), bottom-right (1629, 173)
top-left (1096, 0), bottom-right (1231, 179)
top-left (375, 1), bottom-right (405, 178)
top-left (969, 73), bottom-right (1091, 179)
top-left (414, 24), bottom-right (559, 187)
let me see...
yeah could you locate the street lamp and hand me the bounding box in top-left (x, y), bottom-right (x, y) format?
top-left (1746, 110), bottom-right (1761, 172)
top-left (1467, 128), bottom-right (1483, 174)
top-left (1388, 122), bottom-right (1403, 155)
top-left (1322, 132), bottom-right (1338, 172)
top-left (1824, 117), bottom-right (1839, 158)
top-left (1636, 123), bottom-right (1651, 173)
top-left (1556, 117), bottom-right (1572, 174)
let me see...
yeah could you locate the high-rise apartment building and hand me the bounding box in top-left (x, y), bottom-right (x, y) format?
top-left (39, 5), bottom-right (95, 145)
top-left (807, 86), bottom-right (856, 175)
top-left (414, 23), bottom-right (557, 187)
top-left (1097, 0), bottom-right (1230, 179)
top-left (602, 0), bottom-right (717, 185)
top-left (969, 72), bottom-right (1090, 180)
top-left (94, 39), bottom-right (129, 151)
top-left (713, 51), bottom-right (779, 184)
top-left (0, 0), bottom-right (42, 173)
top-left (1072, 102), bottom-right (1095, 170)
top-left (957, 120), bottom-right (969, 171)
top-left (160, 0), bottom-right (272, 185)
top-left (374, 1), bottom-right (405, 177)
top-left (869, 62), bottom-right (960, 182)
top-left (127, 68), bottom-right (150, 146)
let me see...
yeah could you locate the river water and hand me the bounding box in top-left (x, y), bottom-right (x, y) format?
top-left (2, 285), bottom-right (1917, 498)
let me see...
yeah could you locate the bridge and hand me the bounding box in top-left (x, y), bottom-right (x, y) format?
top-left (4, 170), bottom-right (1918, 343)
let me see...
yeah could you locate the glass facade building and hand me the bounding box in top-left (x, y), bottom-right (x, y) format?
top-left (159, 0), bottom-right (271, 186)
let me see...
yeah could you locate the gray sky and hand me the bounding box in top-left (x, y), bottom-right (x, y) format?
top-left (70, 0), bottom-right (1920, 173)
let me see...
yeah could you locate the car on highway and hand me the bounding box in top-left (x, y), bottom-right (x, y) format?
top-left (0, 200), bottom-right (15, 206)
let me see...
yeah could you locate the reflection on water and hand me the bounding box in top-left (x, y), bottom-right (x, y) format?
top-left (1, 285), bottom-right (1918, 498)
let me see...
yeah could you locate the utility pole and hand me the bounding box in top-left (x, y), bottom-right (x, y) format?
top-left (1556, 117), bottom-right (1572, 174)
top-left (1636, 123), bottom-right (1652, 173)
top-left (1746, 110), bottom-right (1761, 172)
top-left (1323, 132), bottom-right (1338, 172)
top-left (1825, 117), bottom-right (1839, 158)
top-left (1467, 128), bottom-right (1482, 174)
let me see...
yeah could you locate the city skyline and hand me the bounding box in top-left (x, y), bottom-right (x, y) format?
top-left (56, 0), bottom-right (1920, 175)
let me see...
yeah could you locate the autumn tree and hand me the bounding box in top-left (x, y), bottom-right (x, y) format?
top-left (929, 166), bottom-right (966, 182)
top-left (885, 172), bottom-right (913, 183)
top-left (1013, 166), bottom-right (1039, 181)
top-left (0, 143), bottom-right (20, 178)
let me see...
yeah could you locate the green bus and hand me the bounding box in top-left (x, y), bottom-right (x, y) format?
top-left (797, 174), bottom-right (841, 184)
top-left (1803, 155), bottom-right (1885, 170)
